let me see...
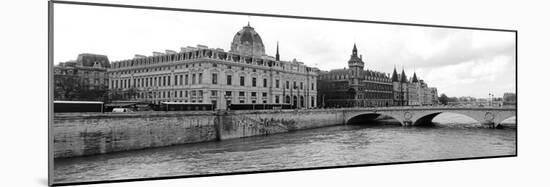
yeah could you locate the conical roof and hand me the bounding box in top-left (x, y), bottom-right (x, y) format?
top-left (412, 72), bottom-right (419, 83)
top-left (391, 66), bottom-right (399, 82)
top-left (400, 69), bottom-right (408, 83)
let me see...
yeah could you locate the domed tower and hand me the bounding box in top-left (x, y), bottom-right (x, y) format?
top-left (229, 22), bottom-right (266, 57)
top-left (348, 44), bottom-right (365, 77)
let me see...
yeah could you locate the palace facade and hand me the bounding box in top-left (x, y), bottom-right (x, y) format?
top-left (317, 44), bottom-right (394, 107)
top-left (108, 23), bottom-right (319, 109)
top-left (318, 44), bottom-right (439, 108)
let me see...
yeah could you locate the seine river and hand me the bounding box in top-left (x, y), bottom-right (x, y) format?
top-left (54, 113), bottom-right (516, 183)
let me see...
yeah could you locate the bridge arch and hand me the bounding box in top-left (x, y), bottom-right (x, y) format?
top-left (346, 112), bottom-right (405, 126)
top-left (412, 112), bottom-right (481, 127)
top-left (494, 113), bottom-right (517, 128)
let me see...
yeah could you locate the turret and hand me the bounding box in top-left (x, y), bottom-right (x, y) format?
top-left (348, 43), bottom-right (364, 73)
top-left (391, 66), bottom-right (399, 82)
top-left (412, 72), bottom-right (419, 83)
top-left (400, 69), bottom-right (408, 83)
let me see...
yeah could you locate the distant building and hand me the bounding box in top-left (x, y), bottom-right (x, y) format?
top-left (317, 44), bottom-right (394, 108)
top-left (503, 92), bottom-right (516, 106)
top-left (107, 23), bottom-right (319, 109)
top-left (53, 53), bottom-right (110, 101)
top-left (390, 67), bottom-right (438, 106)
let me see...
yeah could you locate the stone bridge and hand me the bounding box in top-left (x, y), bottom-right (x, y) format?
top-left (342, 107), bottom-right (516, 127)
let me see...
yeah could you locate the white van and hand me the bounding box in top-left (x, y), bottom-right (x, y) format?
top-left (112, 108), bottom-right (133, 113)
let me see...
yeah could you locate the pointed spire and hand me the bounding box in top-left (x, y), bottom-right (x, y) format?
top-left (400, 67), bottom-right (408, 83)
top-left (412, 72), bottom-right (419, 83)
top-left (247, 21), bottom-right (250, 27)
top-left (391, 65), bottom-right (399, 82)
top-left (275, 41), bottom-right (280, 61)
top-left (352, 43), bottom-right (358, 55)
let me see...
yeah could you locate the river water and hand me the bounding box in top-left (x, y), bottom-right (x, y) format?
top-left (53, 113), bottom-right (516, 184)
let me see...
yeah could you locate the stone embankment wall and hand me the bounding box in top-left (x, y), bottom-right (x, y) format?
top-left (53, 109), bottom-right (345, 158)
top-left (53, 112), bottom-right (218, 158)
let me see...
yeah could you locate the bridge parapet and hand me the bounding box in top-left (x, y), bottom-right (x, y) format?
top-left (342, 107), bottom-right (516, 127)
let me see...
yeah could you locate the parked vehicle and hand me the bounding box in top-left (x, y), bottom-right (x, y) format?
top-left (112, 108), bottom-right (133, 113)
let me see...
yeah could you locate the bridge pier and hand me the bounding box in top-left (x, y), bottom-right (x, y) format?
top-left (481, 121), bottom-right (497, 128)
top-left (403, 120), bottom-right (413, 126)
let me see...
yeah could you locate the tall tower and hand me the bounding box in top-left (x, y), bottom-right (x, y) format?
top-left (348, 43), bottom-right (365, 78)
top-left (391, 66), bottom-right (400, 106)
top-left (400, 68), bottom-right (408, 106)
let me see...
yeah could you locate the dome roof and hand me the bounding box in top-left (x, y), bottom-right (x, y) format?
top-left (229, 23), bottom-right (266, 57)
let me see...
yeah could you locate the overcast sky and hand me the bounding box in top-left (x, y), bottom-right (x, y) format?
top-left (54, 4), bottom-right (515, 98)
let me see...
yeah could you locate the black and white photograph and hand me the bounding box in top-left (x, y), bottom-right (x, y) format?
top-left (48, 1), bottom-right (517, 186)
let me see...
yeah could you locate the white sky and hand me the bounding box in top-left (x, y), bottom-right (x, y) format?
top-left (53, 4), bottom-right (516, 98)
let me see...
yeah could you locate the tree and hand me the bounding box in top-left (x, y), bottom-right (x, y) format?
top-left (54, 75), bottom-right (84, 100)
top-left (438, 93), bottom-right (449, 105)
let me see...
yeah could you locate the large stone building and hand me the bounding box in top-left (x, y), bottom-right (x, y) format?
top-left (317, 44), bottom-right (439, 108)
top-left (390, 67), bottom-right (438, 106)
top-left (108, 23), bottom-right (319, 109)
top-left (53, 53), bottom-right (110, 101)
top-left (502, 92), bottom-right (516, 107)
top-left (317, 44), bottom-right (394, 108)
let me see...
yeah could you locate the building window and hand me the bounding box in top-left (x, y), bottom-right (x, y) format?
top-left (174, 75), bottom-right (178, 85)
top-left (276, 79), bottom-right (279, 88)
top-left (185, 74), bottom-right (188, 85)
top-left (311, 83), bottom-right (314, 90)
top-left (263, 78), bottom-right (267, 87)
top-left (286, 81), bottom-right (289, 89)
top-left (300, 82), bottom-right (303, 90)
top-left (199, 90), bottom-right (203, 97)
top-left (167, 76), bottom-right (170, 86)
top-left (275, 96), bottom-right (280, 103)
top-left (163, 76), bottom-right (166, 86)
top-left (198, 73), bottom-right (202, 84)
top-left (251, 92), bottom-right (256, 97)
top-left (240, 76), bottom-right (245, 86)
top-left (225, 91), bottom-right (232, 96)
top-left (227, 75), bottom-right (232, 85)
top-left (213, 63), bottom-right (217, 67)
top-left (212, 73), bottom-right (218, 84)
top-left (192, 74), bottom-right (196, 84)
top-left (252, 77), bottom-right (257, 87)
top-left (239, 91), bottom-right (245, 96)
top-left (262, 92), bottom-right (267, 97)
top-left (211, 90), bottom-right (217, 96)
top-left (293, 81), bottom-right (297, 89)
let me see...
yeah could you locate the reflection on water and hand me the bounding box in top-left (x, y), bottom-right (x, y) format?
top-left (54, 113), bottom-right (516, 183)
